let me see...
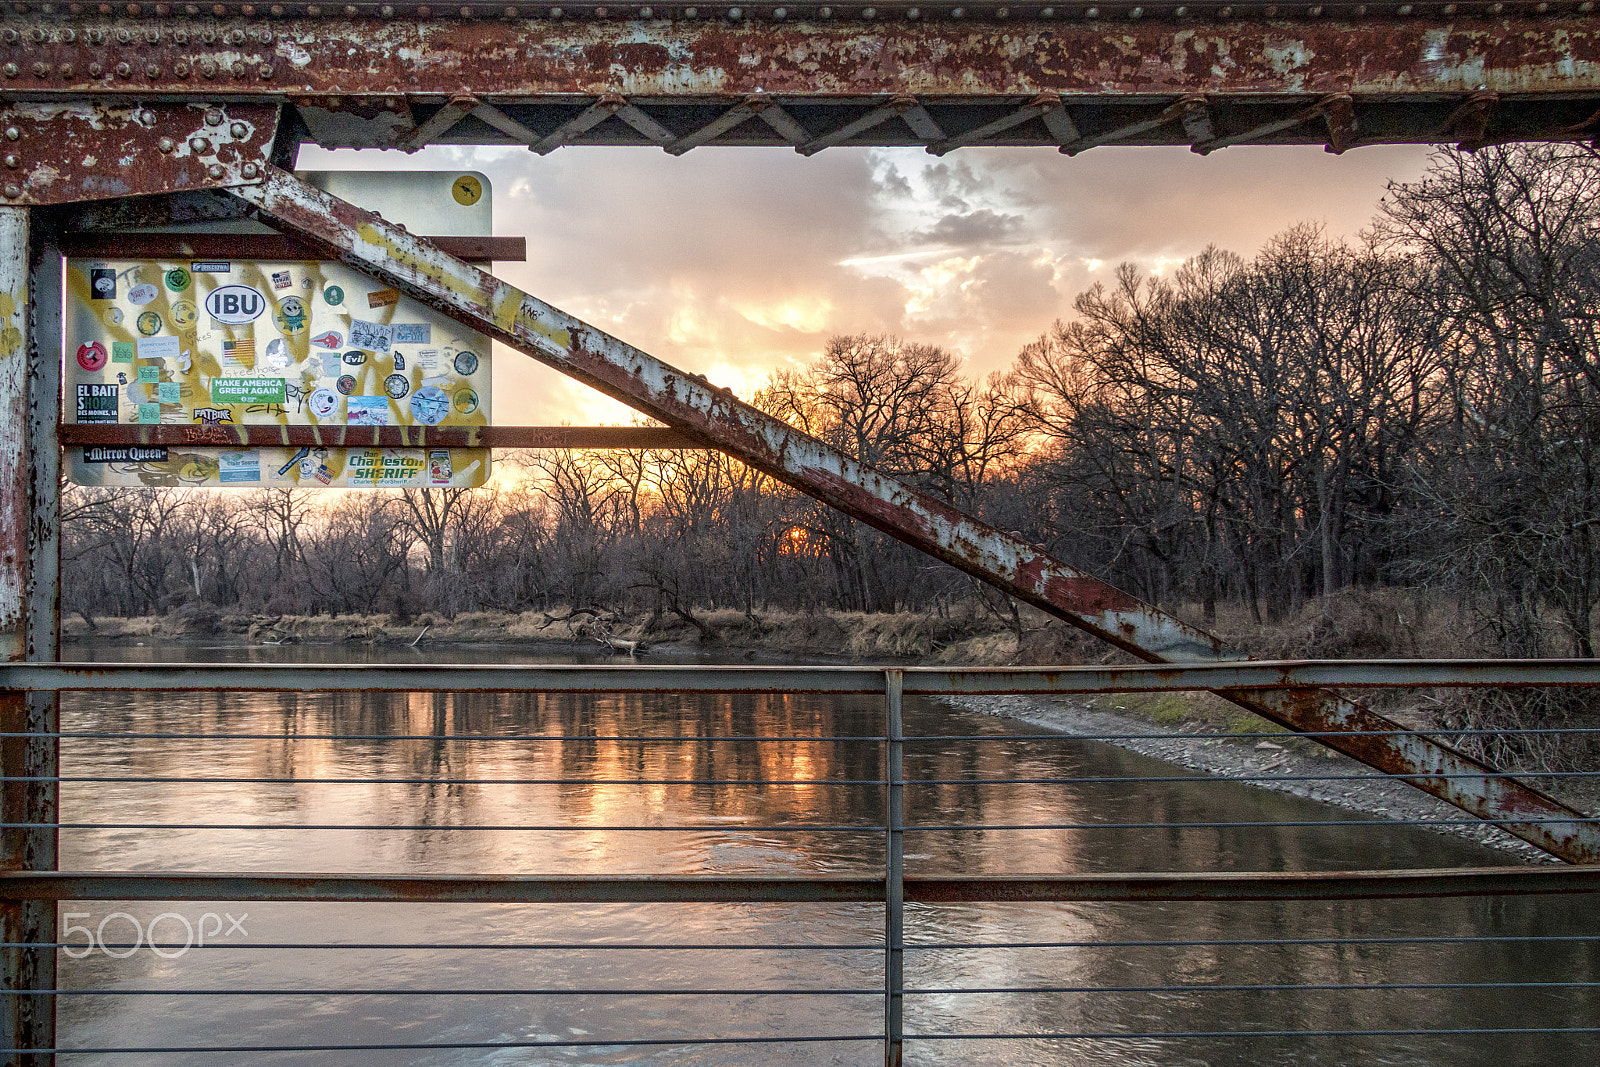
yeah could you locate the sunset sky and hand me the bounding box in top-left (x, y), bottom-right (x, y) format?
top-left (298, 141), bottom-right (1436, 426)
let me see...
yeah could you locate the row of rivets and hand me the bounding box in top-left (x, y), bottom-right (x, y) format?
top-left (2, 57), bottom-right (274, 77)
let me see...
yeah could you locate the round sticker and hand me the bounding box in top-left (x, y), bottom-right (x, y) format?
top-left (164, 268), bottom-right (190, 292)
top-left (452, 350), bottom-right (479, 376)
top-left (308, 387), bottom-right (340, 419)
top-left (128, 283), bottom-right (159, 306)
top-left (336, 374), bottom-right (357, 396)
top-left (275, 296), bottom-right (308, 334)
top-left (204, 284), bottom-right (267, 325)
top-left (384, 373), bottom-right (412, 400)
top-left (452, 388), bottom-right (479, 415)
top-left (410, 385), bottom-right (449, 425)
top-left (170, 300), bottom-right (197, 327)
top-left (323, 285), bottom-right (344, 306)
top-left (262, 337), bottom-right (292, 371)
top-left (452, 174), bottom-right (483, 206)
top-left (102, 307), bottom-right (124, 327)
top-left (75, 341), bottom-right (108, 372)
top-left (136, 311), bottom-right (163, 336)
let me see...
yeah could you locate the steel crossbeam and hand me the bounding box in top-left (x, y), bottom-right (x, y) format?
top-left (211, 167), bottom-right (1599, 863)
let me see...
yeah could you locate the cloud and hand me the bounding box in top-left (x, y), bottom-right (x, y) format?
top-left (296, 141), bottom-right (1434, 423)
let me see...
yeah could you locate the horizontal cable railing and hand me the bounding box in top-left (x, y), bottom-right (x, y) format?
top-left (4, 659), bottom-right (1600, 1061)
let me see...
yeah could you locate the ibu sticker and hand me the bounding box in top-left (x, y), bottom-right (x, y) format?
top-left (409, 385), bottom-right (449, 426)
top-left (75, 383), bottom-right (118, 424)
top-left (347, 395), bottom-right (390, 426)
top-left (76, 341), bottom-right (108, 372)
top-left (205, 284), bottom-right (266, 325)
top-left (308, 387), bottom-right (340, 419)
top-left (128, 283), bottom-right (159, 306)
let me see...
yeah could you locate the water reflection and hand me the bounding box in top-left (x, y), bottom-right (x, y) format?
top-left (51, 641), bottom-right (1600, 1064)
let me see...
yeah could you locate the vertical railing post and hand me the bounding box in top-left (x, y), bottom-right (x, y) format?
top-left (1, 204), bottom-right (60, 1067)
top-left (884, 668), bottom-right (904, 1067)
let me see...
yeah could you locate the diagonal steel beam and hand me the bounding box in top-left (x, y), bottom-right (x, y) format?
top-left (398, 95), bottom-right (481, 153)
top-left (797, 95), bottom-right (921, 156)
top-left (664, 97), bottom-right (766, 156)
top-left (1060, 95), bottom-right (1206, 156)
top-left (229, 168), bottom-right (1598, 864)
top-left (528, 93), bottom-right (629, 155)
top-left (927, 94), bottom-right (1067, 156)
top-left (1191, 94), bottom-right (1352, 156)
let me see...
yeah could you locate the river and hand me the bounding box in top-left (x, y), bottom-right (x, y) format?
top-left (51, 641), bottom-right (1600, 1064)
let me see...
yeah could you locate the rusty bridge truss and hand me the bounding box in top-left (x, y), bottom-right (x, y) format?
top-left (2, 3), bottom-right (1600, 1063)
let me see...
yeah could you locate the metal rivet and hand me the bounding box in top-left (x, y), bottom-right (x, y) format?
top-left (231, 62), bottom-right (247, 78)
top-left (458, 5), bottom-right (472, 15)
top-left (2, 154), bottom-right (17, 169)
top-left (200, 60), bottom-right (217, 78)
top-left (257, 29), bottom-right (274, 45)
top-left (87, 62), bottom-right (102, 77)
top-left (158, 137), bottom-right (174, 152)
top-left (640, 4), bottom-right (652, 14)
top-left (3, 28), bottom-right (19, 43)
top-left (115, 27), bottom-right (131, 43)
top-left (1128, 5), bottom-right (1141, 17)
top-left (995, 5), bottom-right (1008, 16)
top-left (594, 5), bottom-right (607, 15)
top-left (226, 29), bottom-right (245, 44)
top-left (28, 26), bottom-right (45, 41)
top-left (258, 64), bottom-right (274, 80)
top-left (551, 4), bottom-right (563, 14)
top-left (211, 2), bottom-right (223, 13)
top-left (207, 163), bottom-right (225, 179)
top-left (414, 4), bottom-right (427, 14)
top-left (346, 3), bottom-right (358, 13)
top-left (1, 65), bottom-right (15, 80)
top-left (946, 6), bottom-right (959, 15)
top-left (382, 2), bottom-right (394, 12)
top-left (3, 127), bottom-right (18, 141)
top-left (906, 6), bottom-right (917, 17)
top-left (61, 27), bottom-right (76, 42)
top-left (229, 121), bottom-right (247, 138)
top-left (184, 2), bottom-right (197, 10)
top-left (271, 2), bottom-right (285, 12)
top-left (241, 162), bottom-right (259, 179)
top-left (31, 62), bottom-right (47, 78)
top-left (1396, 3), bottom-right (1412, 12)
top-left (127, 2), bottom-right (141, 12)
top-left (173, 29), bottom-right (187, 44)
top-left (858, 6), bottom-right (872, 16)
top-left (306, 2), bottom-right (320, 11)
top-left (112, 60), bottom-right (129, 76)
top-left (173, 60), bottom-right (190, 77)
top-left (145, 64), bottom-right (161, 79)
top-left (57, 63), bottom-right (73, 78)
top-left (1084, 6), bottom-right (1097, 18)
top-left (155, 1), bottom-right (168, 11)
top-left (2, 184), bottom-right (21, 200)
top-left (190, 136), bottom-right (208, 151)
top-left (205, 108), bottom-right (224, 126)
top-left (138, 109), bottom-right (155, 124)
top-left (1039, 6), bottom-right (1053, 15)
top-left (87, 27), bottom-right (103, 42)
top-left (145, 28), bottom-right (159, 43)
top-left (241, 2), bottom-right (255, 12)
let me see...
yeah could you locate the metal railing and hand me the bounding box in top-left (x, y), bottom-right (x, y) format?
top-left (2, 659), bottom-right (1600, 1063)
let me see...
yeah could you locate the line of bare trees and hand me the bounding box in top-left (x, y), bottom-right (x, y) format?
top-left (60, 144), bottom-right (1600, 663)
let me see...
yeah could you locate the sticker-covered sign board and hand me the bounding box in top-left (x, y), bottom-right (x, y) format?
top-left (64, 258), bottom-right (491, 488)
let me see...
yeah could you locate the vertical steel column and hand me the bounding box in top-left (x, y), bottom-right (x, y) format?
top-left (0, 205), bottom-right (59, 1067)
top-left (884, 669), bottom-right (904, 1067)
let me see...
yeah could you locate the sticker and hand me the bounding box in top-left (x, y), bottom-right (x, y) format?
top-left (136, 336), bottom-right (179, 362)
top-left (452, 350), bottom-right (480, 376)
top-left (111, 341), bottom-right (135, 363)
top-left (164, 268), bottom-right (191, 292)
top-left (222, 337), bottom-right (255, 364)
top-left (392, 352), bottom-right (406, 371)
top-left (349, 319), bottom-right (394, 353)
top-left (192, 261), bottom-right (230, 274)
top-left (384, 373), bottom-right (411, 400)
top-left (136, 366), bottom-right (160, 384)
top-left (75, 341), bottom-right (108, 372)
top-left (336, 374), bottom-right (357, 396)
top-left (320, 352), bottom-right (343, 377)
top-left (308, 387), bottom-right (340, 418)
top-left (275, 296), bottom-right (308, 334)
top-left (347, 395), bottom-right (390, 426)
top-left (452, 174), bottom-right (483, 206)
top-left (137, 402), bottom-right (161, 424)
top-left (323, 285), bottom-right (344, 306)
top-left (395, 323), bottom-right (431, 344)
top-left (193, 407), bottom-right (234, 425)
top-left (83, 446), bottom-right (168, 464)
top-left (350, 448), bottom-right (426, 485)
top-left (452, 388), bottom-right (479, 415)
top-left (170, 300), bottom-right (197, 327)
top-left (342, 351), bottom-right (366, 366)
top-left (205, 284), bottom-right (266, 325)
top-left (271, 270), bottom-right (293, 290)
top-left (261, 337), bottom-right (293, 372)
top-left (218, 450), bottom-right (261, 483)
top-left (311, 331), bottom-right (343, 349)
top-left (367, 288), bottom-right (401, 309)
top-left (128, 283), bottom-right (159, 306)
top-left (90, 268), bottom-right (117, 300)
top-left (136, 311), bottom-right (163, 336)
top-left (102, 307), bottom-right (123, 327)
top-left (303, 447), bottom-right (332, 485)
top-left (417, 349), bottom-right (439, 372)
top-left (409, 385), bottom-right (449, 425)
top-left (277, 446), bottom-right (311, 478)
top-left (75, 383), bottom-right (118, 424)
top-left (156, 381), bottom-right (181, 404)
top-left (429, 449), bottom-right (452, 485)
top-left (211, 377), bottom-right (286, 404)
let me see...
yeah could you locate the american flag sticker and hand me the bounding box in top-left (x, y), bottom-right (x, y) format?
top-left (222, 338), bottom-right (255, 363)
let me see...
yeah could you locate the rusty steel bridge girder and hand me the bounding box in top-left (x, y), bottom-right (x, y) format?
top-left (220, 165), bottom-right (1599, 863)
top-left (3, 9), bottom-right (1600, 157)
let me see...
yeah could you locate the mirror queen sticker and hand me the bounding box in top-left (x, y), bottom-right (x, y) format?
top-left (63, 255), bottom-right (491, 489)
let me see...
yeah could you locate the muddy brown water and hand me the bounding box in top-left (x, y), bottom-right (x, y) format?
top-left (51, 641), bottom-right (1600, 1064)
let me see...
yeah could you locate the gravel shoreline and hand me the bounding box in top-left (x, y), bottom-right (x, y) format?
top-left (942, 692), bottom-right (1556, 865)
